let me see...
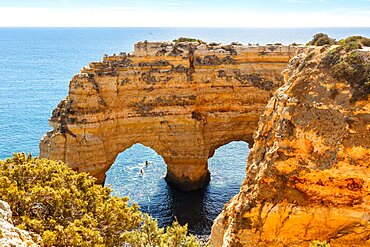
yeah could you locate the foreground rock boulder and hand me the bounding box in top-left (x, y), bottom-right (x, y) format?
top-left (210, 46), bottom-right (370, 246)
top-left (40, 41), bottom-right (302, 191)
top-left (0, 200), bottom-right (39, 247)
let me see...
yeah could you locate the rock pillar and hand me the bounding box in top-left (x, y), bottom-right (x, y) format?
top-left (164, 156), bottom-right (210, 191)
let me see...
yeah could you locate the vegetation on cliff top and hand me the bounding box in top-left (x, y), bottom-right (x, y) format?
top-left (321, 45), bottom-right (370, 102)
top-left (172, 37), bottom-right (203, 43)
top-left (303, 34), bottom-right (370, 102)
top-left (307, 33), bottom-right (370, 49)
top-left (0, 153), bottom-right (202, 247)
top-left (307, 33), bottom-right (337, 46)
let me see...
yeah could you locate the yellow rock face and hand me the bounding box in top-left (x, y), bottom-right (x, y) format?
top-left (39, 41), bottom-right (300, 191)
top-left (210, 47), bottom-right (370, 246)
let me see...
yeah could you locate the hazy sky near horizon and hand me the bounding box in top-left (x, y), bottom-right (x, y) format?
top-left (0, 0), bottom-right (369, 27)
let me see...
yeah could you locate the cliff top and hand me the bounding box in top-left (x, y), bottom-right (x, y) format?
top-left (133, 40), bottom-right (304, 57)
top-left (81, 40), bottom-right (308, 74)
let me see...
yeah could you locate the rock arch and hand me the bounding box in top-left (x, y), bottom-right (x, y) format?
top-left (40, 41), bottom-right (301, 191)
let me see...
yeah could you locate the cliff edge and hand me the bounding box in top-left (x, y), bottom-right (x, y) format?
top-left (210, 45), bottom-right (370, 246)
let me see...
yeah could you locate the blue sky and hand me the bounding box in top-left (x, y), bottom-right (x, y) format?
top-left (0, 0), bottom-right (369, 27)
top-left (1, 0), bottom-right (369, 11)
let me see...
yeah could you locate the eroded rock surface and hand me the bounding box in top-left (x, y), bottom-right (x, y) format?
top-left (210, 46), bottom-right (370, 246)
top-left (0, 200), bottom-right (39, 247)
top-left (40, 41), bottom-right (302, 191)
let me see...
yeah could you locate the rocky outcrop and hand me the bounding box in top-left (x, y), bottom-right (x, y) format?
top-left (210, 46), bottom-right (370, 246)
top-left (0, 200), bottom-right (39, 247)
top-left (40, 41), bottom-right (302, 191)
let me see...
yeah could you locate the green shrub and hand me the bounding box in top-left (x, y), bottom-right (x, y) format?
top-left (231, 42), bottom-right (242, 46)
top-left (321, 46), bottom-right (370, 102)
top-left (0, 153), bottom-right (201, 247)
top-left (321, 47), bottom-right (342, 68)
top-left (362, 38), bottom-right (370, 47)
top-left (343, 41), bottom-right (362, 52)
top-left (307, 33), bottom-right (336, 46)
top-left (173, 37), bottom-right (201, 43)
top-left (208, 42), bottom-right (220, 46)
top-left (339, 36), bottom-right (370, 47)
top-left (123, 215), bottom-right (200, 247)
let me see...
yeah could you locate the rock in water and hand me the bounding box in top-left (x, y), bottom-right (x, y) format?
top-left (0, 200), bottom-right (40, 247)
top-left (210, 46), bottom-right (370, 246)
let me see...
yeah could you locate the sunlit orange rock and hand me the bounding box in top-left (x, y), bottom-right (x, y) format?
top-left (210, 46), bottom-right (370, 246)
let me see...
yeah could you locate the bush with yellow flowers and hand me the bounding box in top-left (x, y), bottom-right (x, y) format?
top-left (0, 153), bottom-right (201, 247)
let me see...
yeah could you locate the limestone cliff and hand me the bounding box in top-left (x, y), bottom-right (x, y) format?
top-left (210, 46), bottom-right (370, 246)
top-left (40, 41), bottom-right (302, 191)
top-left (0, 200), bottom-right (39, 247)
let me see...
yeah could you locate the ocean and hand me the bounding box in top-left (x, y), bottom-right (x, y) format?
top-left (0, 27), bottom-right (369, 234)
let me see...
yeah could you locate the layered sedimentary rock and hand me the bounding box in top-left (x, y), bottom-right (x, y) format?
top-left (210, 46), bottom-right (370, 246)
top-left (40, 41), bottom-right (301, 191)
top-left (0, 200), bottom-right (39, 247)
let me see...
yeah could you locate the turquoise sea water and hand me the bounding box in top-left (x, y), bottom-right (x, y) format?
top-left (1, 27), bottom-right (369, 234)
